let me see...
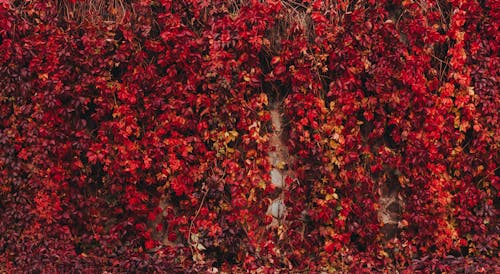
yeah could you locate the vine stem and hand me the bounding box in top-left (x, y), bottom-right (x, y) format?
top-left (188, 169), bottom-right (226, 254)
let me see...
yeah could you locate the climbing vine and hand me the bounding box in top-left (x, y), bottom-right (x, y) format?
top-left (0, 0), bottom-right (498, 272)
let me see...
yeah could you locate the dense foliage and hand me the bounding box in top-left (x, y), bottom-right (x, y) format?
top-left (0, 0), bottom-right (498, 272)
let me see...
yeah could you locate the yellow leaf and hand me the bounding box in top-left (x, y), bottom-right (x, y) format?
top-left (247, 188), bottom-right (256, 202)
top-left (379, 250), bottom-right (389, 257)
top-left (38, 73), bottom-right (48, 80)
top-left (260, 93), bottom-right (268, 105)
top-left (325, 193), bottom-right (338, 201)
top-left (329, 139), bottom-right (336, 149)
top-left (459, 120), bottom-right (469, 132)
top-left (229, 130), bottom-right (239, 138)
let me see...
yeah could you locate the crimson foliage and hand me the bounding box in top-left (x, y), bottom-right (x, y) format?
top-left (0, 0), bottom-right (498, 272)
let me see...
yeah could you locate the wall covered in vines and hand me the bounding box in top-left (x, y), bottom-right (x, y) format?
top-left (0, 0), bottom-right (498, 272)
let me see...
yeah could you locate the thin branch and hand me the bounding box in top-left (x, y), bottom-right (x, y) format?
top-left (476, 167), bottom-right (500, 187)
top-left (188, 168), bottom-right (226, 254)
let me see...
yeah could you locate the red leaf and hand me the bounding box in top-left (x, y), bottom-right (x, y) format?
top-left (145, 239), bottom-right (155, 249)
